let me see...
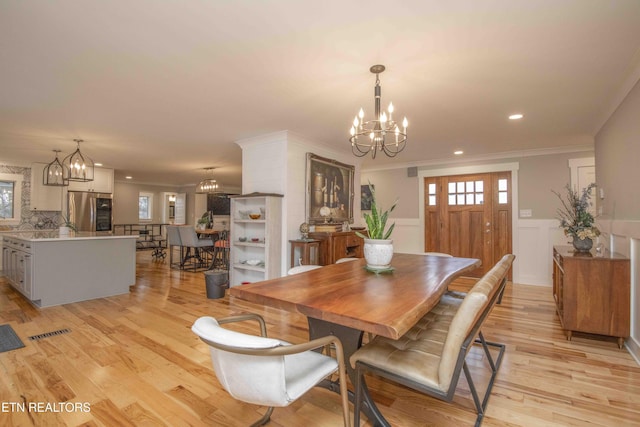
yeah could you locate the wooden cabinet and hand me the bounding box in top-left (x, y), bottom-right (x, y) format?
top-left (289, 239), bottom-right (320, 268)
top-left (68, 167), bottom-right (114, 193)
top-left (552, 246), bottom-right (630, 348)
top-left (229, 193), bottom-right (283, 286)
top-left (30, 163), bottom-right (63, 211)
top-left (308, 231), bottom-right (364, 265)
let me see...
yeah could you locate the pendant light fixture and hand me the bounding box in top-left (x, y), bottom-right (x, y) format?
top-left (63, 139), bottom-right (94, 182)
top-left (349, 65), bottom-right (408, 158)
top-left (43, 149), bottom-right (69, 186)
top-left (195, 167), bottom-right (224, 194)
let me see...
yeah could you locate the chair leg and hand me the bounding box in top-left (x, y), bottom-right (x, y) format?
top-left (338, 364), bottom-right (351, 427)
top-left (463, 361), bottom-right (485, 427)
top-left (249, 406), bottom-right (274, 427)
top-left (354, 366), bottom-right (363, 426)
top-left (465, 331), bottom-right (506, 427)
top-left (496, 278), bottom-right (506, 304)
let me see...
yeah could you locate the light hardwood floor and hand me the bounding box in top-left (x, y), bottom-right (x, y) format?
top-left (1, 253), bottom-right (639, 426)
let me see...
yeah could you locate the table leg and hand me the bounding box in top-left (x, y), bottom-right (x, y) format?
top-left (307, 318), bottom-right (390, 427)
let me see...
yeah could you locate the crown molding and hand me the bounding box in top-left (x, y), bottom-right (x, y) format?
top-left (362, 144), bottom-right (594, 172)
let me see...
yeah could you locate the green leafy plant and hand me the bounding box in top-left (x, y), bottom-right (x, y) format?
top-left (60, 215), bottom-right (77, 232)
top-left (356, 183), bottom-right (397, 240)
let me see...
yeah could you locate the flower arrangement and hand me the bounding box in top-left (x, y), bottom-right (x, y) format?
top-left (552, 183), bottom-right (600, 241)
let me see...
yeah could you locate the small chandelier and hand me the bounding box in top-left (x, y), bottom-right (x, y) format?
top-left (43, 149), bottom-right (69, 186)
top-left (63, 139), bottom-right (94, 182)
top-left (196, 167), bottom-right (224, 194)
top-left (349, 64), bottom-right (408, 158)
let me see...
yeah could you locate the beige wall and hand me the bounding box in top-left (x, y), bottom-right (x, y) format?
top-left (362, 149), bottom-right (594, 220)
top-left (594, 78), bottom-right (640, 361)
top-left (596, 79), bottom-right (640, 221)
top-left (517, 152), bottom-right (594, 219)
top-left (113, 182), bottom-right (192, 225)
top-left (361, 168), bottom-right (418, 218)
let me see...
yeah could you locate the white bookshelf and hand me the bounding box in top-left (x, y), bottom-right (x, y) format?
top-left (229, 193), bottom-right (283, 286)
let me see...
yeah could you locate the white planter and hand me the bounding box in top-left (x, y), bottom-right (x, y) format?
top-left (59, 226), bottom-right (71, 235)
top-left (363, 238), bottom-right (394, 270)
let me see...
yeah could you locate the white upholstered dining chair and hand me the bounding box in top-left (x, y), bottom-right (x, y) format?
top-left (192, 314), bottom-right (351, 426)
top-left (287, 265), bottom-right (323, 275)
top-left (335, 257), bottom-right (359, 263)
top-left (424, 252), bottom-right (453, 257)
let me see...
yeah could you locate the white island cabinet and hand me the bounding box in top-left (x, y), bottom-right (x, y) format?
top-left (1, 231), bottom-right (137, 307)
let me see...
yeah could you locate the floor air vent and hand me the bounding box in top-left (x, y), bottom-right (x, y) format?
top-left (28, 328), bottom-right (71, 341)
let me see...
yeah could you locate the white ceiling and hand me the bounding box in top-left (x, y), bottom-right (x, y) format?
top-left (2, 0), bottom-right (640, 188)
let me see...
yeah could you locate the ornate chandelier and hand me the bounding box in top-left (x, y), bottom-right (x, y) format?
top-left (349, 65), bottom-right (408, 158)
top-left (195, 167), bottom-right (224, 194)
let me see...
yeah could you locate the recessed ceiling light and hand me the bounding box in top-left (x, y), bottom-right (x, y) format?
top-left (454, 150), bottom-right (464, 155)
top-left (95, 162), bottom-right (103, 167)
top-left (509, 113), bottom-right (524, 120)
top-left (125, 176), bottom-right (132, 180)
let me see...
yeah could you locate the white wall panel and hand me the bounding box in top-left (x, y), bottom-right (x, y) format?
top-left (598, 219), bottom-right (640, 363)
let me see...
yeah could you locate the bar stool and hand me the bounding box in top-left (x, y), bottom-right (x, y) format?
top-left (166, 225), bottom-right (184, 269)
top-left (178, 226), bottom-right (214, 271)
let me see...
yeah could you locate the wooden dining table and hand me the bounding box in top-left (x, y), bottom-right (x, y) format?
top-left (229, 253), bottom-right (481, 426)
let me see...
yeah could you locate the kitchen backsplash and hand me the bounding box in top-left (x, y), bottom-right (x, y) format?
top-left (0, 164), bottom-right (62, 232)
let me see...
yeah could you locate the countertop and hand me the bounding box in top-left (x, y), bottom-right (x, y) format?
top-left (553, 245), bottom-right (629, 261)
top-left (1, 230), bottom-right (139, 242)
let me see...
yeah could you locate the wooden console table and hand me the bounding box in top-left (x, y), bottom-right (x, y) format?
top-left (552, 245), bottom-right (630, 348)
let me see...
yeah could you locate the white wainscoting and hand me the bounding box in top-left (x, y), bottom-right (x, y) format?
top-left (392, 218), bottom-right (422, 255)
top-left (516, 219), bottom-right (567, 286)
top-left (391, 217), bottom-right (567, 286)
top-left (598, 219), bottom-right (640, 364)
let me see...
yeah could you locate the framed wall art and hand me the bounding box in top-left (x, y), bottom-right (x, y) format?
top-left (361, 184), bottom-right (374, 210)
top-left (306, 153), bottom-right (354, 224)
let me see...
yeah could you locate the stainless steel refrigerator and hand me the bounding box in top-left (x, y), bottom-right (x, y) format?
top-left (67, 191), bottom-right (113, 232)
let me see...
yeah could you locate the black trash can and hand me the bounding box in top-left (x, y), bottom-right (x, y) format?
top-left (203, 270), bottom-right (228, 299)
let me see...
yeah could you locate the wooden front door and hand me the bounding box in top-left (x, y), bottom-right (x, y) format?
top-left (424, 171), bottom-right (512, 277)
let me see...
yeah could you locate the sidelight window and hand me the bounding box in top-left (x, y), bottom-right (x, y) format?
top-left (498, 179), bottom-right (508, 204)
top-left (427, 183), bottom-right (437, 206)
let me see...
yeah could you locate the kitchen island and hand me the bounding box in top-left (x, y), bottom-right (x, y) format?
top-left (1, 231), bottom-right (137, 308)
